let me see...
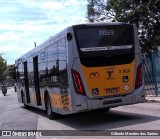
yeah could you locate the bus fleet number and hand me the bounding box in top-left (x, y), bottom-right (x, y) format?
top-left (99, 30), bottom-right (114, 36)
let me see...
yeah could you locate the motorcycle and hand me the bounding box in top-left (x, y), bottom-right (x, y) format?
top-left (1, 85), bottom-right (7, 96)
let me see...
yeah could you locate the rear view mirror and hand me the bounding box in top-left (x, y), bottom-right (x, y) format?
top-left (67, 32), bottom-right (72, 41)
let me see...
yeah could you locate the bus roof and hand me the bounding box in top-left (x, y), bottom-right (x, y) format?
top-left (72, 22), bottom-right (132, 27)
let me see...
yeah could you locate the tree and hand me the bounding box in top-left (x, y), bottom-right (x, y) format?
top-left (87, 0), bottom-right (160, 52)
top-left (0, 55), bottom-right (7, 82)
top-left (5, 64), bottom-right (15, 79)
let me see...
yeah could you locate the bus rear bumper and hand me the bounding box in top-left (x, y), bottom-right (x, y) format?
top-left (87, 85), bottom-right (145, 110)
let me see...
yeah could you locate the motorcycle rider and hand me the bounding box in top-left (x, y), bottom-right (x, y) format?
top-left (1, 83), bottom-right (7, 96)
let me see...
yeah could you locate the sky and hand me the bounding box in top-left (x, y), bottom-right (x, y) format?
top-left (0, 0), bottom-right (87, 65)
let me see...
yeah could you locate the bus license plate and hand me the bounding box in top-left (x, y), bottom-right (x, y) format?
top-left (106, 87), bottom-right (119, 94)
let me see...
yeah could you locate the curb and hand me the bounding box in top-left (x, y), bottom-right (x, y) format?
top-left (145, 96), bottom-right (160, 103)
top-left (146, 100), bottom-right (160, 103)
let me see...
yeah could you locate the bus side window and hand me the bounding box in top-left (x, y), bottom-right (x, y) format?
top-left (58, 39), bottom-right (68, 93)
top-left (47, 43), bottom-right (59, 88)
top-left (39, 51), bottom-right (47, 88)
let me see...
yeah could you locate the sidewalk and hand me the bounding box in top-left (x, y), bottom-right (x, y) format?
top-left (145, 95), bottom-right (160, 103)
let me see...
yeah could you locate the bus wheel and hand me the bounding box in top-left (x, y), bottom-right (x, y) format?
top-left (45, 94), bottom-right (58, 120)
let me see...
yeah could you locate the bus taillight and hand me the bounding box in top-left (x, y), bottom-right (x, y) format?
top-left (135, 63), bottom-right (143, 89)
top-left (71, 69), bottom-right (86, 96)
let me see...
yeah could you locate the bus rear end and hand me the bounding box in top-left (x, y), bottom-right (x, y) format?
top-left (68, 23), bottom-right (145, 113)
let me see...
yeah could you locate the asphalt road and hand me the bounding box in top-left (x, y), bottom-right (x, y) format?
top-left (0, 87), bottom-right (160, 139)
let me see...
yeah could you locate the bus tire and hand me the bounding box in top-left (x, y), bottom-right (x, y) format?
top-left (45, 94), bottom-right (58, 120)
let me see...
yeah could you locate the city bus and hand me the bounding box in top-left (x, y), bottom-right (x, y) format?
top-left (15, 22), bottom-right (145, 119)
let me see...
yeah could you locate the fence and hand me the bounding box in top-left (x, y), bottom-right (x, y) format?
top-left (143, 51), bottom-right (160, 96)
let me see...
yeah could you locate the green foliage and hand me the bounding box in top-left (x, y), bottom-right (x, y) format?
top-left (0, 56), bottom-right (7, 82)
top-left (87, 0), bottom-right (160, 52)
top-left (6, 64), bottom-right (16, 79)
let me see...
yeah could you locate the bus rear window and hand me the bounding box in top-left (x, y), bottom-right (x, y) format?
top-left (76, 26), bottom-right (133, 51)
top-left (74, 25), bottom-right (135, 67)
